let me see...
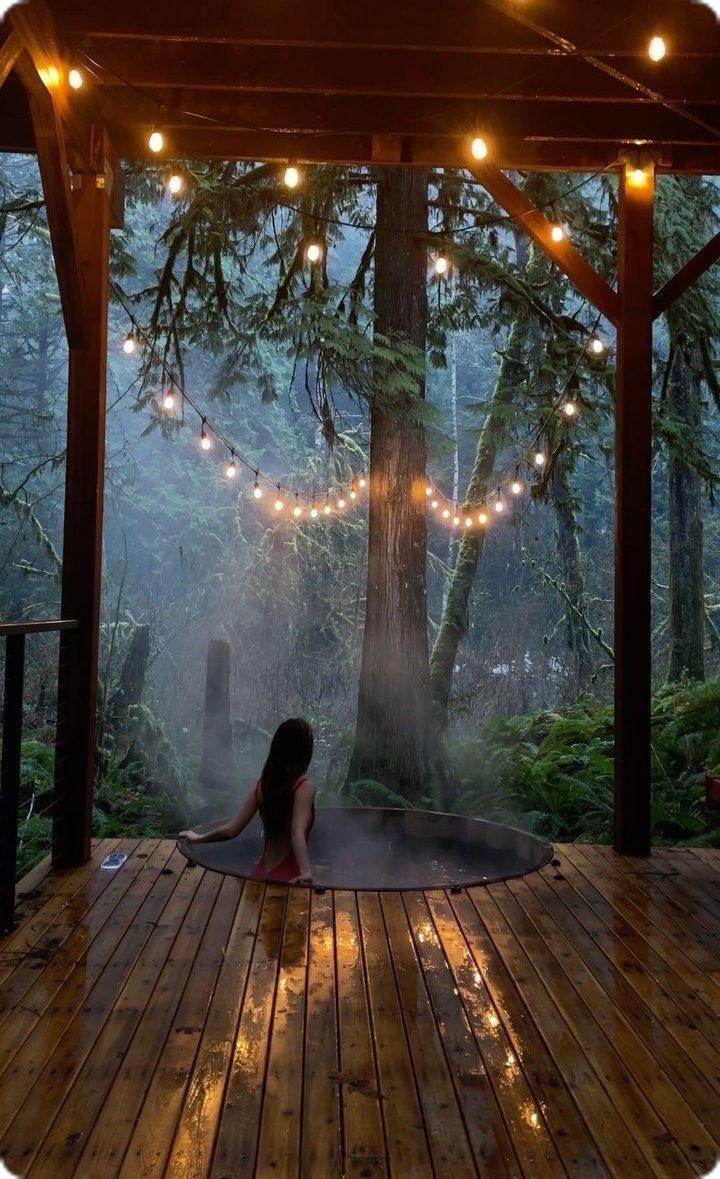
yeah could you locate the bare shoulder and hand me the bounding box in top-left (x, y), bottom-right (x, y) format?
top-left (294, 777), bottom-right (316, 800)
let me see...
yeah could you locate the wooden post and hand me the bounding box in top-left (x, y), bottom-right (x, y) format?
top-left (52, 165), bottom-right (111, 868)
top-left (614, 166), bottom-right (655, 856)
top-left (0, 634), bottom-right (25, 933)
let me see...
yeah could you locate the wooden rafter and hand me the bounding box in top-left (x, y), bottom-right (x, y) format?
top-left (0, 32), bottom-right (20, 91)
top-left (653, 229), bottom-right (720, 317)
top-left (14, 49), bottom-right (86, 349)
top-left (469, 161), bottom-right (620, 325)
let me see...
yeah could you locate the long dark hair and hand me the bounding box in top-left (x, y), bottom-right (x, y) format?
top-left (258, 718), bottom-right (313, 841)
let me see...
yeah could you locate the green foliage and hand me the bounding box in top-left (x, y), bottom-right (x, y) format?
top-left (449, 680), bottom-right (720, 846)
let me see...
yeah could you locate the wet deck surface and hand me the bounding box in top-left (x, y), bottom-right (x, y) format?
top-left (0, 837), bottom-right (719, 1177)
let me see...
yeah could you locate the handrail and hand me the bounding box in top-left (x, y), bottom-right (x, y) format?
top-left (0, 619), bottom-right (79, 636)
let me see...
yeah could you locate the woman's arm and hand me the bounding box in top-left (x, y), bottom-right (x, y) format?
top-left (179, 785), bottom-right (258, 845)
top-left (289, 778), bottom-right (315, 883)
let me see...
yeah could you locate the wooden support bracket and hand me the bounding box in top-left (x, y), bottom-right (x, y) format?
top-left (653, 229), bottom-right (720, 318)
top-left (0, 31), bottom-right (20, 90)
top-left (469, 161), bottom-right (621, 325)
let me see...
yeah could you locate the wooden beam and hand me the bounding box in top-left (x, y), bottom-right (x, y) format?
top-left (653, 229), bottom-right (720, 317)
top-left (469, 161), bottom-right (620, 325)
top-left (614, 165), bottom-right (655, 857)
top-left (53, 161), bottom-right (112, 869)
top-left (0, 32), bottom-right (21, 90)
top-left (15, 51), bottom-right (86, 349)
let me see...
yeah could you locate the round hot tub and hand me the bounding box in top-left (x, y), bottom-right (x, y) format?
top-left (178, 807), bottom-right (552, 890)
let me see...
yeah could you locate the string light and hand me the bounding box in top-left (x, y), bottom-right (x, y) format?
top-left (434, 253), bottom-right (449, 276)
top-left (464, 516), bottom-right (473, 528)
top-left (442, 508), bottom-right (450, 519)
top-left (226, 456), bottom-right (237, 479)
top-left (627, 165), bottom-right (648, 188)
top-left (550, 224), bottom-right (565, 243)
top-left (478, 511), bottom-right (488, 525)
top-left (292, 497), bottom-right (303, 518)
top-left (495, 499), bottom-right (505, 513)
top-left (453, 513), bottom-right (460, 526)
top-left (323, 503), bottom-right (332, 516)
top-left (162, 390), bottom-right (175, 410)
top-left (358, 475), bottom-right (367, 489)
top-left (534, 451), bottom-right (546, 467)
top-left (167, 173), bottom-right (184, 195)
top-left (148, 129), bottom-right (165, 153)
top-left (200, 422), bottom-right (212, 450)
top-left (274, 487), bottom-right (284, 511)
top-left (306, 240), bottom-right (323, 264)
top-left (648, 35), bottom-right (667, 61)
top-left (310, 505), bottom-right (318, 518)
top-left (511, 479), bottom-right (523, 496)
top-left (252, 474), bottom-right (263, 498)
top-left (562, 401), bottom-right (577, 417)
top-left (284, 164), bottom-right (300, 189)
top-left (122, 330), bottom-right (137, 355)
top-left (337, 497), bottom-right (346, 509)
top-left (425, 485), bottom-right (433, 496)
top-left (431, 498), bottom-right (439, 509)
top-left (68, 68), bottom-right (83, 90)
top-left (589, 337), bottom-right (605, 355)
top-left (470, 136), bottom-right (489, 161)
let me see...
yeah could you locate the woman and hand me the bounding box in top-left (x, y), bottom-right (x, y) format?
top-left (178, 717), bottom-right (315, 885)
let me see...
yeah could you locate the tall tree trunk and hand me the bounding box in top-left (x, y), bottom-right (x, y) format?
top-left (429, 314), bottom-right (525, 721)
top-left (666, 336), bottom-right (705, 681)
top-left (346, 167), bottom-right (439, 800)
top-left (550, 453), bottom-right (594, 691)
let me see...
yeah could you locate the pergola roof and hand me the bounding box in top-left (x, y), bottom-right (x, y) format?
top-left (3, 0), bottom-right (720, 171)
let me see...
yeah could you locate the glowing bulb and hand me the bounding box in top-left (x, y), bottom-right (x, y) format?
top-left (337, 497), bottom-right (346, 509)
top-left (162, 391), bottom-right (175, 410)
top-left (122, 331), bottom-right (136, 355)
top-left (200, 432), bottom-right (212, 451)
top-left (148, 129), bottom-right (165, 153)
top-left (465, 516), bottom-right (473, 528)
top-left (627, 166), bottom-right (647, 188)
top-left (167, 173), bottom-right (183, 195)
top-left (226, 461), bottom-right (237, 479)
top-left (478, 511), bottom-right (488, 525)
top-left (425, 486), bottom-right (432, 496)
top-left (293, 504), bottom-right (302, 518)
top-left (453, 514), bottom-right (460, 526)
top-left (431, 499), bottom-right (439, 509)
top-left (550, 224), bottom-right (565, 243)
top-left (471, 136), bottom-right (489, 161)
top-left (434, 254), bottom-right (449, 276)
top-left (589, 337), bottom-right (604, 354)
top-left (648, 35), bottom-right (666, 62)
top-left (274, 498), bottom-right (284, 512)
top-left (495, 500), bottom-right (505, 513)
top-left (534, 451), bottom-right (546, 467)
top-left (349, 489), bottom-right (357, 500)
top-left (358, 476), bottom-right (366, 489)
top-left (68, 68), bottom-right (83, 90)
top-left (310, 506), bottom-right (318, 518)
top-left (284, 165), bottom-right (300, 189)
top-left (253, 483), bottom-right (263, 498)
top-left (306, 241), bottom-right (322, 263)
top-left (562, 401), bottom-right (577, 417)
top-left (442, 508), bottom-right (450, 519)
top-left (511, 480), bottom-right (523, 496)
top-left (323, 504), bottom-right (332, 515)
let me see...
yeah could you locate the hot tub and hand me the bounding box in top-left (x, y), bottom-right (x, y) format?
top-left (178, 806), bottom-right (552, 890)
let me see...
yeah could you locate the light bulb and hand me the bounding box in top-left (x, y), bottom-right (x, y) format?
top-left (310, 506), bottom-right (318, 518)
top-left (511, 480), bottom-right (523, 496)
top-left (465, 516), bottom-right (473, 528)
top-left (68, 68), bottom-right (83, 90)
top-left (306, 241), bottom-right (322, 263)
top-left (358, 476), bottom-right (366, 488)
top-left (337, 497), bottom-right (346, 509)
top-left (648, 35), bottom-right (666, 62)
top-left (562, 401), bottom-right (577, 417)
top-left (349, 489), bottom-right (357, 500)
top-left (534, 451), bottom-right (546, 467)
top-left (452, 514), bottom-right (460, 526)
top-left (431, 499), bottom-right (439, 509)
top-left (122, 331), bottom-right (136, 354)
top-left (148, 129), bottom-right (165, 153)
top-left (627, 166), bottom-right (647, 188)
top-left (589, 337), bottom-right (604, 355)
top-left (425, 485), bottom-right (432, 496)
top-left (550, 224), bottom-right (565, 243)
top-left (162, 391), bottom-right (175, 410)
top-left (284, 165), bottom-right (300, 189)
top-left (253, 483), bottom-right (263, 498)
top-left (471, 136), bottom-right (488, 161)
top-left (495, 500), bottom-right (505, 513)
top-left (274, 498), bottom-right (284, 512)
top-left (226, 461), bottom-right (237, 479)
top-left (293, 504), bottom-right (302, 518)
top-left (200, 433), bottom-right (212, 451)
top-left (167, 173), bottom-right (183, 195)
top-left (478, 511), bottom-right (488, 525)
top-left (323, 504), bottom-right (332, 515)
top-left (434, 254), bottom-right (449, 276)
top-left (441, 508), bottom-right (449, 519)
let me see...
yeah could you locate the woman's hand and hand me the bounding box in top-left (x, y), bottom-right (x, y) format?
top-left (290, 873), bottom-right (313, 886)
top-left (178, 829), bottom-right (201, 843)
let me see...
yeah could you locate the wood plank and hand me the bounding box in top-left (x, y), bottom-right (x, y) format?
top-left (301, 890), bottom-right (342, 1179)
top-left (208, 885), bottom-right (285, 1179)
top-left (25, 854), bottom-right (208, 1176)
top-left (508, 871), bottom-right (719, 1174)
top-left (432, 889), bottom-right (610, 1179)
top-left (164, 880), bottom-right (266, 1179)
top-left (117, 874), bottom-right (242, 1179)
top-left (465, 885), bottom-right (658, 1178)
top-left (0, 32), bottom-right (20, 90)
top-left (334, 890), bottom-right (387, 1179)
top-left (380, 891), bottom-right (478, 1178)
top-left (653, 228), bottom-right (720, 316)
top-left (402, 891), bottom-right (530, 1179)
top-left (357, 891), bottom-right (433, 1179)
top-left (67, 868), bottom-right (223, 1177)
top-left (255, 887), bottom-right (310, 1179)
top-left (0, 845), bottom-right (188, 1171)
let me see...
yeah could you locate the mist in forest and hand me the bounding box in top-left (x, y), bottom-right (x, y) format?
top-left (2, 153), bottom-right (720, 852)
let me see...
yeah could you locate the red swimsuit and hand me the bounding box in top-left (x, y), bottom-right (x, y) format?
top-left (250, 775), bottom-right (315, 882)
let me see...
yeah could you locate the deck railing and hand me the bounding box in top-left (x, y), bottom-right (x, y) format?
top-left (0, 619), bottom-right (79, 934)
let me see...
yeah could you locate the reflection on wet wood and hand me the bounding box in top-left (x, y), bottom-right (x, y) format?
top-left (0, 841), bottom-right (718, 1177)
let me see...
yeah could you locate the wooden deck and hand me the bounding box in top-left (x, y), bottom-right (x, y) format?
top-left (0, 839), bottom-right (718, 1178)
